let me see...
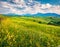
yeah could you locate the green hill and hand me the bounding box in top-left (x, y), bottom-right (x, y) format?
top-left (0, 15), bottom-right (60, 47)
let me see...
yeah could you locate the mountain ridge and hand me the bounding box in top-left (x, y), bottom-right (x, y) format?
top-left (3, 13), bottom-right (60, 17)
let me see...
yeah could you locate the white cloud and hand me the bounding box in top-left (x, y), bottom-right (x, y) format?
top-left (41, 3), bottom-right (52, 9)
top-left (0, 0), bottom-right (60, 15)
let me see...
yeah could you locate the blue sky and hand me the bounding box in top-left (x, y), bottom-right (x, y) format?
top-left (0, 0), bottom-right (60, 15)
top-left (36, 0), bottom-right (60, 5)
top-left (1, 0), bottom-right (60, 5)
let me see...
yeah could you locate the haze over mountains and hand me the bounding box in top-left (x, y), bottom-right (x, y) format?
top-left (4, 13), bottom-right (60, 17)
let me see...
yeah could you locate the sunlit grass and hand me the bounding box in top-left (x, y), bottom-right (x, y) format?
top-left (0, 16), bottom-right (60, 47)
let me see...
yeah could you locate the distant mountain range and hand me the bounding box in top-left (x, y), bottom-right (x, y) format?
top-left (32, 13), bottom-right (60, 17)
top-left (3, 13), bottom-right (60, 17)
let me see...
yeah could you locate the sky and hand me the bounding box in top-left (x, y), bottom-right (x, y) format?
top-left (0, 0), bottom-right (60, 15)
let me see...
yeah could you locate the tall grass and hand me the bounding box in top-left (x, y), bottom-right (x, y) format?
top-left (0, 16), bottom-right (60, 47)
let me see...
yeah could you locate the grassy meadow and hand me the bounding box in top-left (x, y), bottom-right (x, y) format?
top-left (0, 15), bottom-right (60, 47)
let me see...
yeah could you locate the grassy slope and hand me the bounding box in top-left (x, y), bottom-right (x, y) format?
top-left (0, 16), bottom-right (60, 47)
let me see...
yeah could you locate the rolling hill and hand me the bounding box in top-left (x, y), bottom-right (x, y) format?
top-left (0, 15), bottom-right (60, 47)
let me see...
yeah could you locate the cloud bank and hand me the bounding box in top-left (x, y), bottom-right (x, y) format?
top-left (0, 0), bottom-right (60, 15)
